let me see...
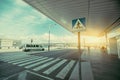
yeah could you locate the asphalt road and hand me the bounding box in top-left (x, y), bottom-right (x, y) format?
top-left (31, 49), bottom-right (81, 60)
top-left (0, 49), bottom-right (81, 80)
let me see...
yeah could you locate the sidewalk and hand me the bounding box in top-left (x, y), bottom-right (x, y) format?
top-left (0, 49), bottom-right (22, 53)
top-left (82, 48), bottom-right (120, 80)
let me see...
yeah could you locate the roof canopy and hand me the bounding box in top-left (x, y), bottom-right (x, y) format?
top-left (24, 0), bottom-right (120, 36)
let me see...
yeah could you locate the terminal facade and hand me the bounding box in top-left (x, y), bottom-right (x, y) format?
top-left (0, 39), bottom-right (21, 49)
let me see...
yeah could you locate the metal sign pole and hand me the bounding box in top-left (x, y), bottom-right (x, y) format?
top-left (78, 32), bottom-right (81, 51)
top-left (105, 32), bottom-right (108, 52)
top-left (78, 32), bottom-right (82, 80)
top-left (72, 17), bottom-right (86, 80)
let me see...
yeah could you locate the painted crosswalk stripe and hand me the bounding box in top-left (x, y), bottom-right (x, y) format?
top-left (7, 56), bottom-right (32, 61)
top-left (25, 58), bottom-right (53, 69)
top-left (18, 57), bottom-right (47, 66)
top-left (0, 54), bottom-right (28, 59)
top-left (7, 55), bottom-right (32, 61)
top-left (0, 55), bottom-right (29, 61)
top-left (4, 56), bottom-right (30, 62)
top-left (43, 59), bottom-right (67, 75)
top-left (26, 70), bottom-right (54, 80)
top-left (33, 58), bottom-right (60, 71)
top-left (0, 55), bottom-right (24, 60)
top-left (69, 62), bottom-right (79, 80)
top-left (12, 56), bottom-right (40, 64)
top-left (0, 54), bottom-right (27, 58)
top-left (56, 60), bottom-right (75, 79)
top-left (8, 56), bottom-right (36, 63)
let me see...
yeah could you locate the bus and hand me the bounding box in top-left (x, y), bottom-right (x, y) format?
top-left (21, 44), bottom-right (45, 52)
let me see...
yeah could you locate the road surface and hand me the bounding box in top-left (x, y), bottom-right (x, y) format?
top-left (0, 49), bottom-right (81, 80)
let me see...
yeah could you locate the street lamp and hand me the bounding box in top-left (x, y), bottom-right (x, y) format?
top-left (48, 24), bottom-right (56, 51)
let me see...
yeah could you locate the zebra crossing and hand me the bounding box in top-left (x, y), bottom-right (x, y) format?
top-left (56, 60), bottom-right (75, 79)
top-left (0, 54), bottom-right (78, 80)
top-left (43, 59), bottom-right (67, 75)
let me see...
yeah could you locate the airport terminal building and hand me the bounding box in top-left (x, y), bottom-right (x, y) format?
top-left (0, 39), bottom-right (21, 49)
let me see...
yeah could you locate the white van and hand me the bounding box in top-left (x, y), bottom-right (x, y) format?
top-left (21, 44), bottom-right (44, 52)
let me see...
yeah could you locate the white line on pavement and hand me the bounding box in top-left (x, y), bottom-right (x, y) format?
top-left (56, 60), bottom-right (75, 79)
top-left (18, 57), bottom-right (47, 66)
top-left (12, 56), bottom-right (40, 64)
top-left (33, 58), bottom-right (60, 71)
top-left (43, 59), bottom-right (67, 75)
top-left (8, 56), bottom-right (34, 63)
top-left (69, 62), bottom-right (79, 80)
top-left (25, 58), bottom-right (53, 69)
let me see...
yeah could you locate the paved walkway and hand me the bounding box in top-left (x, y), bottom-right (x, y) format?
top-left (0, 49), bottom-right (22, 53)
top-left (82, 48), bottom-right (120, 80)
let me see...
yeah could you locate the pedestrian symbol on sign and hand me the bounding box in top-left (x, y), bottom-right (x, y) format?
top-left (76, 21), bottom-right (83, 29)
top-left (72, 17), bottom-right (86, 32)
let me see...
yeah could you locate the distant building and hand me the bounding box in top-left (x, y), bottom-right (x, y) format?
top-left (0, 39), bottom-right (21, 49)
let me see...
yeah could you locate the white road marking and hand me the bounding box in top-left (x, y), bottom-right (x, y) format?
top-left (18, 70), bottom-right (27, 80)
top-left (69, 62), bottom-right (79, 80)
top-left (0, 55), bottom-right (29, 61)
top-left (25, 58), bottom-right (53, 68)
top-left (12, 56), bottom-right (40, 64)
top-left (18, 57), bottom-right (47, 66)
top-left (56, 60), bottom-right (75, 79)
top-left (5, 56), bottom-right (29, 62)
top-left (33, 58), bottom-right (60, 71)
top-left (8, 56), bottom-right (34, 63)
top-left (43, 59), bottom-right (67, 74)
top-left (26, 70), bottom-right (54, 80)
top-left (3, 70), bottom-right (54, 80)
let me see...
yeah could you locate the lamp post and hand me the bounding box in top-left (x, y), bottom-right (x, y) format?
top-left (48, 24), bottom-right (56, 51)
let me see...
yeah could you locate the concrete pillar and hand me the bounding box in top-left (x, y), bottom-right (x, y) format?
top-left (108, 38), bottom-right (118, 55)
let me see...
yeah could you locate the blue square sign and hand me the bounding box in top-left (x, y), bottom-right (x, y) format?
top-left (72, 17), bottom-right (86, 32)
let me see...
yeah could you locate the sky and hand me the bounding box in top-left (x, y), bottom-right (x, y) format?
top-left (0, 0), bottom-right (78, 43)
top-left (0, 0), bottom-right (101, 44)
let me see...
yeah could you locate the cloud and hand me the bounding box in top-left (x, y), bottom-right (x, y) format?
top-left (19, 33), bottom-right (77, 44)
top-left (0, 0), bottom-right (77, 44)
top-left (0, 10), bottom-right (31, 36)
top-left (0, 1), bottom-right (48, 37)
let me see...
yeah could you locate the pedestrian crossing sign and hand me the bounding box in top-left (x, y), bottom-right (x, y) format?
top-left (72, 17), bottom-right (86, 32)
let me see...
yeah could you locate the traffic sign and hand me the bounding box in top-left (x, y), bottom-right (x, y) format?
top-left (72, 17), bottom-right (86, 32)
